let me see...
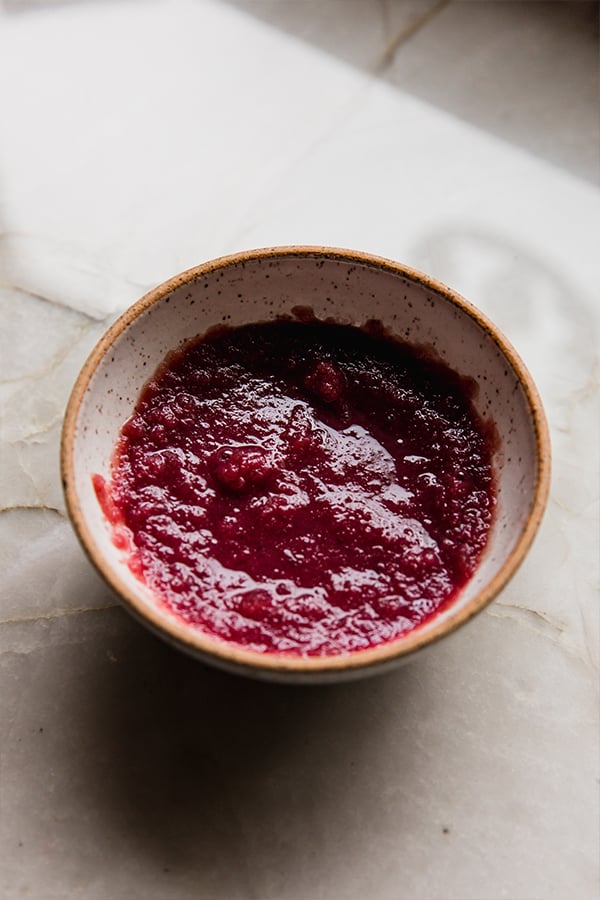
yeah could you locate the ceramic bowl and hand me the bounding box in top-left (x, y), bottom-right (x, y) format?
top-left (61, 247), bottom-right (550, 683)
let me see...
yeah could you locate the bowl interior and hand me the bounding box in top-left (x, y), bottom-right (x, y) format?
top-left (65, 249), bottom-right (548, 679)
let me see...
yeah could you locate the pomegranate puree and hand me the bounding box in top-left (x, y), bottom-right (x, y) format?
top-left (95, 320), bottom-right (496, 655)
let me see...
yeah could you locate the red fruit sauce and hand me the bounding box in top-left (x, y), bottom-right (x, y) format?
top-left (94, 320), bottom-right (496, 656)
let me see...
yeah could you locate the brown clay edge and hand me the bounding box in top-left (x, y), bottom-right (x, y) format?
top-left (61, 246), bottom-right (552, 677)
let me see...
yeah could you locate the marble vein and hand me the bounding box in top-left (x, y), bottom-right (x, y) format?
top-left (486, 602), bottom-right (598, 672)
top-left (0, 318), bottom-right (100, 388)
top-left (494, 601), bottom-right (566, 633)
top-left (0, 504), bottom-right (65, 517)
top-left (553, 356), bottom-right (600, 436)
top-left (0, 232), bottom-right (151, 321)
top-left (0, 279), bottom-right (107, 325)
top-left (0, 604), bottom-right (120, 629)
top-left (374, 0), bottom-right (451, 74)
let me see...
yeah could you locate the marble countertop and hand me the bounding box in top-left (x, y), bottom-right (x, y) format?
top-left (1, 1), bottom-right (598, 898)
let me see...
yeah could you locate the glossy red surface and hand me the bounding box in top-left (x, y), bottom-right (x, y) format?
top-left (96, 321), bottom-right (495, 655)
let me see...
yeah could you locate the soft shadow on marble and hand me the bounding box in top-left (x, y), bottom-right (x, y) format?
top-left (0, 608), bottom-right (597, 900)
top-left (225, 0), bottom-right (600, 184)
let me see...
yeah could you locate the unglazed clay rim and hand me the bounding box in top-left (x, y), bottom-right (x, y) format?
top-left (61, 246), bottom-right (551, 676)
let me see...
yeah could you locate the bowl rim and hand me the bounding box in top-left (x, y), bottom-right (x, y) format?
top-left (61, 245), bottom-right (551, 676)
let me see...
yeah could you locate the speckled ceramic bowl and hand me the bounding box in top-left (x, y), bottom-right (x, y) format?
top-left (61, 247), bottom-right (550, 683)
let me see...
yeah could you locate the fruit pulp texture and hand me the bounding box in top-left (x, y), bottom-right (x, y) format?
top-left (95, 320), bottom-right (496, 656)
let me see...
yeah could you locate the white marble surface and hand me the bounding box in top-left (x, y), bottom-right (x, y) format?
top-left (0, 1), bottom-right (598, 898)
